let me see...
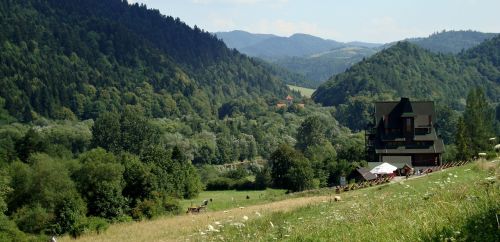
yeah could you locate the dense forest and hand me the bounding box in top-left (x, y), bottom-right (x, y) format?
top-left (0, 0), bottom-right (291, 121)
top-left (313, 36), bottom-right (500, 131)
top-left (407, 30), bottom-right (497, 54)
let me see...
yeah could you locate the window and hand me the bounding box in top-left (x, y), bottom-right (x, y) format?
top-left (406, 118), bottom-right (412, 132)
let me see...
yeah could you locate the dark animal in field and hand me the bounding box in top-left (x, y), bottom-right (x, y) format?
top-left (186, 206), bottom-right (206, 214)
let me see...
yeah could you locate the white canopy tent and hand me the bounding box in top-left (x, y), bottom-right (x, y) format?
top-left (370, 162), bottom-right (398, 175)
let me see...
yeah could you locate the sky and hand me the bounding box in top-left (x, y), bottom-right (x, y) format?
top-left (128, 0), bottom-right (500, 43)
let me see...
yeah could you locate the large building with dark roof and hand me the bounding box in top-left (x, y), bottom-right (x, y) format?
top-left (365, 98), bottom-right (445, 167)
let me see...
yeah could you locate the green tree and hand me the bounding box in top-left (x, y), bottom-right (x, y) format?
top-left (296, 116), bottom-right (327, 152)
top-left (269, 144), bottom-right (314, 191)
top-left (91, 112), bottom-right (121, 153)
top-left (463, 88), bottom-right (494, 155)
top-left (15, 129), bottom-right (46, 162)
top-left (455, 117), bottom-right (472, 161)
top-left (75, 149), bottom-right (126, 219)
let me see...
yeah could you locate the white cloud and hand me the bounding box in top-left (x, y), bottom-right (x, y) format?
top-left (192, 0), bottom-right (288, 5)
top-left (364, 16), bottom-right (426, 42)
top-left (208, 14), bottom-right (237, 30)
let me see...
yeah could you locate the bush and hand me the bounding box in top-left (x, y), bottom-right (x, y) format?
top-left (234, 178), bottom-right (256, 191)
top-left (131, 199), bottom-right (162, 220)
top-left (223, 167), bottom-right (248, 180)
top-left (131, 196), bottom-right (181, 220)
top-left (85, 217), bottom-right (109, 234)
top-left (254, 166), bottom-right (272, 190)
top-left (206, 177), bottom-right (234, 191)
top-left (52, 195), bottom-right (87, 235)
top-left (12, 204), bottom-right (53, 234)
top-left (0, 215), bottom-right (28, 242)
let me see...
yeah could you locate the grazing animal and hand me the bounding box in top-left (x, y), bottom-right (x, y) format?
top-left (203, 200), bottom-right (208, 206)
top-left (209, 198), bottom-right (213, 202)
top-left (246, 195), bottom-right (250, 199)
top-left (334, 195), bottom-right (342, 202)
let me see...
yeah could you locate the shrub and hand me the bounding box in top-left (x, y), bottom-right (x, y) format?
top-left (0, 215), bottom-right (28, 242)
top-left (234, 178), bottom-right (256, 191)
top-left (12, 204), bottom-right (53, 234)
top-left (85, 217), bottom-right (109, 234)
top-left (52, 195), bottom-right (87, 235)
top-left (131, 196), bottom-right (181, 220)
top-left (206, 177), bottom-right (234, 190)
top-left (254, 166), bottom-right (272, 190)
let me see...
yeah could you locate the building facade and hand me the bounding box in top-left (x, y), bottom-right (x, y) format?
top-left (366, 98), bottom-right (445, 167)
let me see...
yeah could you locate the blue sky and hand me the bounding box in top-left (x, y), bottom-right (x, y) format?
top-left (128, 0), bottom-right (500, 43)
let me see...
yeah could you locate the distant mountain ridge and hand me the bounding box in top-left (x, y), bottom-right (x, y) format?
top-left (216, 30), bottom-right (498, 88)
top-left (215, 30), bottom-right (382, 59)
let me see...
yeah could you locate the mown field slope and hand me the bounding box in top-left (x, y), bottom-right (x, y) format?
top-left (63, 160), bottom-right (499, 242)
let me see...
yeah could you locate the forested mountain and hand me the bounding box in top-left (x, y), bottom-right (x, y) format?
top-left (0, 0), bottom-right (290, 122)
top-left (313, 36), bottom-right (500, 130)
top-left (381, 30), bottom-right (498, 54)
top-left (239, 33), bottom-right (346, 60)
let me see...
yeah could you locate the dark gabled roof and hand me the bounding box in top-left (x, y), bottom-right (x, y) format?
top-left (355, 167), bottom-right (377, 181)
top-left (374, 98), bottom-right (435, 128)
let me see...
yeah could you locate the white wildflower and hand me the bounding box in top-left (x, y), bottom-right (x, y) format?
top-left (242, 215), bottom-right (249, 221)
top-left (214, 221), bottom-right (221, 225)
top-left (255, 211), bottom-right (261, 217)
top-left (270, 221), bottom-right (274, 228)
top-left (231, 222), bottom-right (245, 228)
top-left (207, 225), bottom-right (219, 232)
top-left (200, 232), bottom-right (206, 235)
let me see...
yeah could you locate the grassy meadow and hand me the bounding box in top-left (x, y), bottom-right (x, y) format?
top-left (62, 160), bottom-right (499, 241)
top-left (180, 189), bottom-right (287, 212)
top-left (287, 84), bottom-right (315, 98)
top-left (196, 160), bottom-right (499, 241)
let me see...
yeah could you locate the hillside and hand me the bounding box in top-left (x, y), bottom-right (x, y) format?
top-left (275, 46), bottom-right (377, 86)
top-left (314, 37), bottom-right (500, 101)
top-left (0, 0), bottom-right (289, 121)
top-left (217, 30), bottom-right (497, 88)
top-left (410, 30), bottom-right (497, 54)
top-left (61, 161), bottom-right (499, 241)
top-left (239, 33), bottom-right (346, 60)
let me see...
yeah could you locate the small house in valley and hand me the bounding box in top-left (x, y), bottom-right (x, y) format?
top-left (365, 98), bottom-right (445, 168)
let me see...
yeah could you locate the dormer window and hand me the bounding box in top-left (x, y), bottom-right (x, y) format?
top-left (405, 118), bottom-right (412, 132)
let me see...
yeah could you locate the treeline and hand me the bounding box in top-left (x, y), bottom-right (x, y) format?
top-left (0, 108), bottom-right (203, 240)
top-left (313, 36), bottom-right (500, 131)
top-left (201, 115), bottom-right (368, 193)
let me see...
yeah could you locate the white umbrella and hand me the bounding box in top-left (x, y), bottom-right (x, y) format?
top-left (370, 162), bottom-right (398, 174)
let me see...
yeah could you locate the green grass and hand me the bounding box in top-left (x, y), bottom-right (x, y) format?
top-left (180, 189), bottom-right (287, 212)
top-left (287, 84), bottom-right (315, 98)
top-left (196, 161), bottom-right (500, 241)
